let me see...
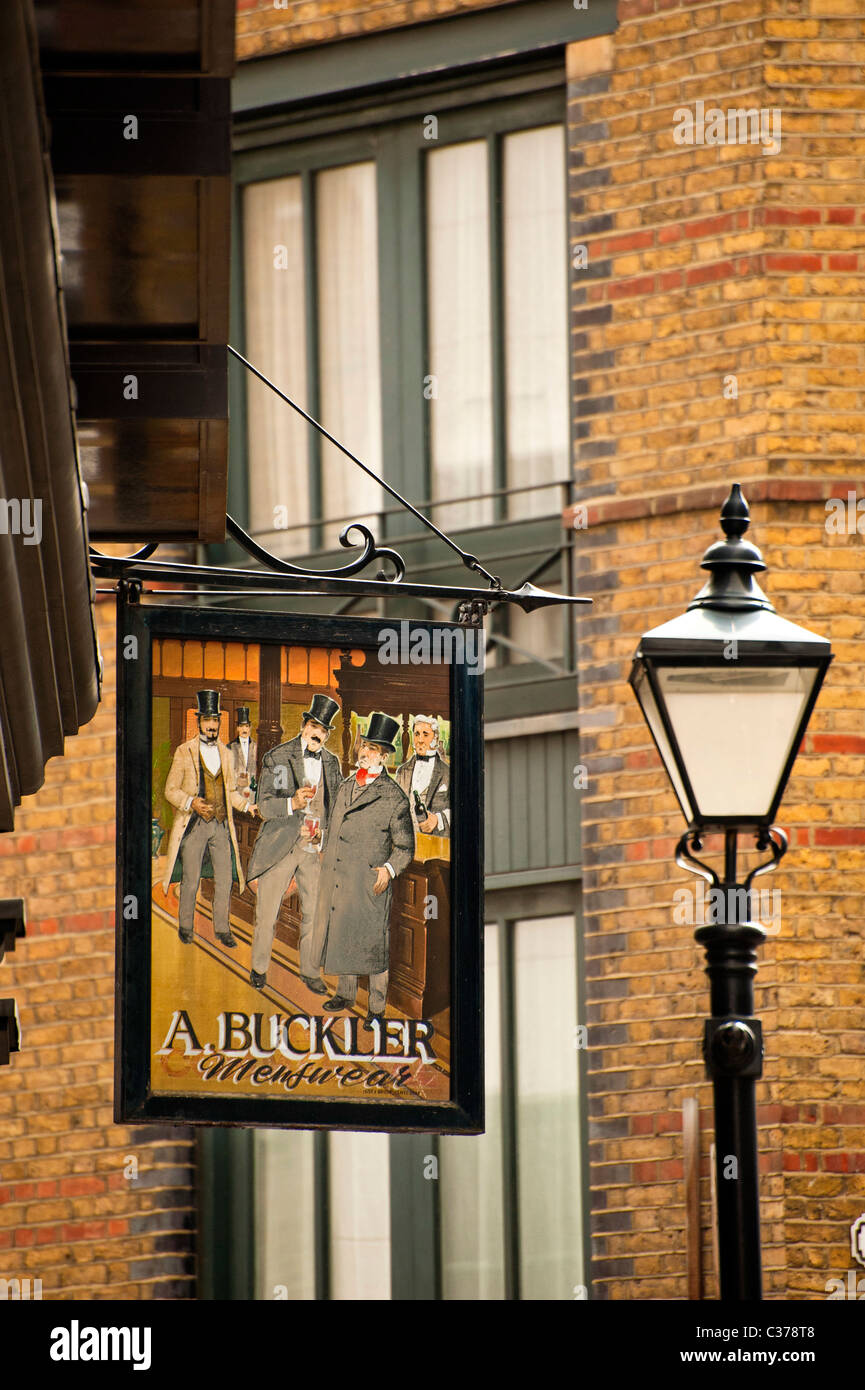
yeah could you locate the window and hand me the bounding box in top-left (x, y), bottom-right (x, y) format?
top-left (254, 1129), bottom-right (316, 1300)
top-left (236, 70), bottom-right (576, 706)
top-left (252, 1129), bottom-right (392, 1302)
top-left (440, 912), bottom-right (584, 1300)
top-left (440, 922), bottom-right (506, 1297)
top-left (243, 162), bottom-right (383, 556)
top-left (512, 914), bottom-right (583, 1297)
top-left (328, 1131), bottom-right (391, 1300)
top-left (250, 904), bottom-right (585, 1301)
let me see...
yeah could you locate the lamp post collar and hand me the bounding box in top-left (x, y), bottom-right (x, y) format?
top-left (687, 483), bottom-right (775, 614)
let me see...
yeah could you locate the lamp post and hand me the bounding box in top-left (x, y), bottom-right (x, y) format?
top-left (629, 484), bottom-right (833, 1301)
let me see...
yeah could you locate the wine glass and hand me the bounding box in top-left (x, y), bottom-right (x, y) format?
top-left (303, 810), bottom-right (320, 853)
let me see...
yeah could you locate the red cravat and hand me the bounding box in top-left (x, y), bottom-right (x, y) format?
top-left (356, 768), bottom-right (381, 787)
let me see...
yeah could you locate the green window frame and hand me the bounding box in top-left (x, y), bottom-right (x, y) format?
top-left (228, 64), bottom-right (578, 718)
top-left (198, 884), bottom-right (588, 1301)
top-left (232, 72), bottom-right (569, 520)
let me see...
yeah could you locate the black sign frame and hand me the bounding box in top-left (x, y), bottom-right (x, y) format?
top-left (114, 599), bottom-right (483, 1132)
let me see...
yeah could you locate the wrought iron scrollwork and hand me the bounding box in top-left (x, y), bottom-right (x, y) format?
top-left (226, 515), bottom-right (406, 582)
top-left (91, 522), bottom-right (405, 584)
top-left (675, 825), bottom-right (788, 891)
top-left (675, 831), bottom-right (721, 887)
top-left (87, 347), bottom-right (591, 613)
top-left (743, 826), bottom-right (788, 892)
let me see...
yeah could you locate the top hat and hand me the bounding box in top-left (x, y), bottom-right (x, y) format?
top-left (302, 693), bottom-right (340, 731)
top-left (236, 706), bottom-right (251, 725)
top-left (361, 711), bottom-right (399, 752)
top-left (195, 689), bottom-right (221, 718)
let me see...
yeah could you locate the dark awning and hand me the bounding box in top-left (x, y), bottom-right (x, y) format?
top-left (0, 1), bottom-right (100, 828)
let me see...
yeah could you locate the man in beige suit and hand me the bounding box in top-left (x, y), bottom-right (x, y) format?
top-left (162, 689), bottom-right (248, 947)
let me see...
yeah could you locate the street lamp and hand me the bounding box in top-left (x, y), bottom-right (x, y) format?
top-left (629, 484), bottom-right (833, 1301)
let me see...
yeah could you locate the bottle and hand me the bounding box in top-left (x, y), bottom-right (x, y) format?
top-left (413, 789), bottom-right (429, 822)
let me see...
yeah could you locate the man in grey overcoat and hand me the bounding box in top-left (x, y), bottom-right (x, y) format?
top-left (245, 694), bottom-right (342, 994)
top-left (395, 713), bottom-right (450, 840)
top-left (318, 712), bottom-right (414, 1027)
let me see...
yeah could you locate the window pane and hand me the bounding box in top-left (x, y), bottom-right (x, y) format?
top-left (440, 922), bottom-right (505, 1299)
top-left (503, 126), bottom-right (568, 520)
top-left (316, 162), bottom-right (383, 548)
top-left (656, 663), bottom-right (816, 820)
top-left (244, 176), bottom-right (310, 555)
top-left (427, 140), bottom-right (494, 530)
top-left (254, 1130), bottom-right (316, 1300)
top-left (514, 915), bottom-right (582, 1299)
top-left (328, 1131), bottom-right (391, 1299)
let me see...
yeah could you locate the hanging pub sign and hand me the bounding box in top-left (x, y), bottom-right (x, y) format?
top-left (114, 602), bottom-right (483, 1132)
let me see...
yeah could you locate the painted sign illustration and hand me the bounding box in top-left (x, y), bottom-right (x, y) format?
top-left (116, 606), bottom-right (482, 1132)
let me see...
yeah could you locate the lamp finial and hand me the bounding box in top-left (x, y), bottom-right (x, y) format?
top-left (719, 483), bottom-right (750, 540)
top-left (687, 483), bottom-right (774, 613)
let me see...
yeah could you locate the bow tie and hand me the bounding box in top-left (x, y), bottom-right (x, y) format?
top-left (415, 754), bottom-right (435, 761)
top-left (356, 768), bottom-right (381, 786)
top-left (303, 749), bottom-right (322, 760)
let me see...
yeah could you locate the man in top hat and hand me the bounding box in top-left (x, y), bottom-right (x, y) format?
top-left (317, 712), bottom-right (414, 1028)
top-left (246, 693), bottom-right (343, 993)
top-left (228, 706), bottom-right (257, 812)
top-left (162, 689), bottom-right (248, 947)
top-left (395, 714), bottom-right (450, 841)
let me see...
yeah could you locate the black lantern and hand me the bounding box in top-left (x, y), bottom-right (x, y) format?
top-left (630, 484), bottom-right (832, 833)
top-left (629, 484), bottom-right (833, 1302)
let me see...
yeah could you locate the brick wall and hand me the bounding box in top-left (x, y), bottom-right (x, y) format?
top-left (565, 3), bottom-right (865, 1298)
top-left (0, 598), bottom-right (196, 1299)
top-left (236, 0), bottom-right (523, 60)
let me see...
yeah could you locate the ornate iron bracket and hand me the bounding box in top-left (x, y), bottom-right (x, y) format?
top-left (743, 826), bottom-right (788, 892)
top-left (91, 517), bottom-right (405, 584)
top-left (90, 535), bottom-right (585, 611)
top-left (675, 826), bottom-right (788, 893)
top-left (675, 830), bottom-right (721, 888)
top-left (226, 516), bottom-right (406, 582)
top-left (89, 346), bottom-right (592, 615)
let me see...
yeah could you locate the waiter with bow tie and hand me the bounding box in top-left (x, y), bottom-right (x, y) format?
top-left (395, 713), bottom-right (450, 840)
top-left (228, 706), bottom-right (257, 812)
top-left (246, 694), bottom-right (342, 993)
top-left (317, 713), bottom-right (414, 1028)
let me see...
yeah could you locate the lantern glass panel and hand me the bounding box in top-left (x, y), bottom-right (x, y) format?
top-left (656, 663), bottom-right (819, 819)
top-left (632, 665), bottom-right (695, 822)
